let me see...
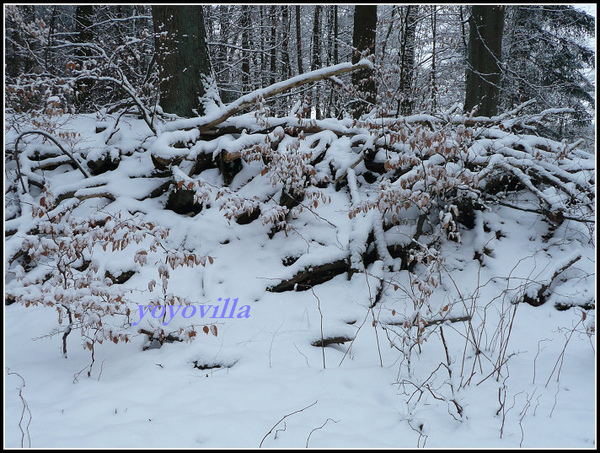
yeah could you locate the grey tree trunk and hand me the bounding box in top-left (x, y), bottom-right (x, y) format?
top-left (152, 5), bottom-right (220, 117)
top-left (398, 5), bottom-right (418, 116)
top-left (430, 6), bottom-right (438, 111)
top-left (241, 5), bottom-right (251, 93)
top-left (259, 6), bottom-right (267, 87)
top-left (295, 6), bottom-right (304, 75)
top-left (311, 5), bottom-right (323, 119)
top-left (464, 5), bottom-right (505, 117)
top-left (326, 6), bottom-right (340, 118)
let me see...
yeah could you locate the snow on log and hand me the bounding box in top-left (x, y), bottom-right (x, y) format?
top-left (267, 258), bottom-right (350, 292)
top-left (521, 252), bottom-right (583, 307)
top-left (162, 59), bottom-right (373, 133)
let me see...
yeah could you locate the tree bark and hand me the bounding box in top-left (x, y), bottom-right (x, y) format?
top-left (269, 5), bottom-right (278, 86)
top-left (352, 5), bottom-right (377, 119)
top-left (281, 6), bottom-right (291, 82)
top-left (398, 5), bottom-right (418, 116)
top-left (240, 5), bottom-right (251, 93)
top-left (74, 5), bottom-right (94, 111)
top-left (464, 6), bottom-right (505, 117)
top-left (326, 6), bottom-right (339, 118)
top-left (259, 6), bottom-right (267, 87)
top-left (152, 5), bottom-right (220, 117)
top-left (295, 6), bottom-right (304, 75)
top-left (430, 6), bottom-right (438, 111)
top-left (268, 259), bottom-right (349, 292)
top-left (311, 5), bottom-right (323, 119)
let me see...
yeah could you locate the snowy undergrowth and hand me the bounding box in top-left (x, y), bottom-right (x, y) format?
top-left (4, 111), bottom-right (595, 448)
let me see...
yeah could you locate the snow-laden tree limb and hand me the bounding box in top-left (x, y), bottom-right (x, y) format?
top-left (161, 59), bottom-right (374, 133)
top-left (14, 130), bottom-right (90, 194)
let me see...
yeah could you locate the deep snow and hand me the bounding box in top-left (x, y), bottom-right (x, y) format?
top-left (4, 111), bottom-right (596, 448)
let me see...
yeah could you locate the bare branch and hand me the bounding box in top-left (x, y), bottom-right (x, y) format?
top-left (259, 400), bottom-right (318, 448)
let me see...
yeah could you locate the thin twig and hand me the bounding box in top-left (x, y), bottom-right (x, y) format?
top-left (305, 418), bottom-right (339, 448)
top-left (6, 368), bottom-right (33, 448)
top-left (311, 288), bottom-right (326, 369)
top-left (259, 400), bottom-right (318, 448)
top-left (545, 317), bottom-right (585, 387)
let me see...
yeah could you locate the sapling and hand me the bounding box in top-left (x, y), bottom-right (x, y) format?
top-left (7, 185), bottom-right (214, 367)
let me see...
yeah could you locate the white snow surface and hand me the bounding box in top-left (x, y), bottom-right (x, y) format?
top-left (4, 112), bottom-right (596, 448)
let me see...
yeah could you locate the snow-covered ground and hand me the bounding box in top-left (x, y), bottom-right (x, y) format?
top-left (4, 112), bottom-right (596, 448)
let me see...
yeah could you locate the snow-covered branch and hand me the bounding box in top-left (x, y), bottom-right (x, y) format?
top-left (162, 59), bottom-right (374, 133)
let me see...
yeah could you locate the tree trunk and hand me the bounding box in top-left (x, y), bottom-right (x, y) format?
top-left (281, 6), bottom-right (291, 82)
top-left (502, 6), bottom-right (534, 110)
top-left (333, 6), bottom-right (339, 66)
top-left (214, 5), bottom-right (231, 102)
top-left (259, 6), bottom-right (267, 87)
top-left (311, 6), bottom-right (322, 71)
top-left (74, 5), bottom-right (94, 111)
top-left (152, 5), bottom-right (220, 117)
top-left (430, 6), bottom-right (438, 111)
top-left (380, 5), bottom-right (397, 63)
top-left (7, 6), bottom-right (36, 77)
top-left (398, 5), bottom-right (418, 116)
top-left (44, 6), bottom-right (56, 74)
top-left (269, 5), bottom-right (278, 86)
top-left (311, 5), bottom-right (323, 119)
top-left (352, 5), bottom-right (377, 119)
top-left (295, 6), bottom-right (304, 75)
top-left (464, 5), bottom-right (505, 117)
top-left (326, 6), bottom-right (339, 118)
top-left (241, 5), bottom-right (251, 94)
top-left (161, 60), bottom-right (372, 133)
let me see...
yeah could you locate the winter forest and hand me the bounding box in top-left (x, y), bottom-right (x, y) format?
top-left (4, 4), bottom-right (596, 448)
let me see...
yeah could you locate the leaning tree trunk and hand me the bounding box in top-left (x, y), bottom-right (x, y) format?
top-left (152, 5), bottom-right (220, 117)
top-left (464, 5), bottom-right (505, 117)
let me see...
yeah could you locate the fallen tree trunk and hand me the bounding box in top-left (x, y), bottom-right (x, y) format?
top-left (522, 253), bottom-right (582, 307)
top-left (311, 336), bottom-right (354, 347)
top-left (14, 130), bottom-right (90, 193)
top-left (267, 258), bottom-right (350, 292)
top-left (385, 315), bottom-right (472, 328)
top-left (162, 59), bottom-right (374, 133)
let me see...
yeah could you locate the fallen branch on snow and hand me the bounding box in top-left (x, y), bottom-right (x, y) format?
top-left (162, 59), bottom-right (373, 133)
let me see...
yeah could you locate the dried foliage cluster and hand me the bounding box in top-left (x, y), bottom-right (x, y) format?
top-left (6, 186), bottom-right (215, 363)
